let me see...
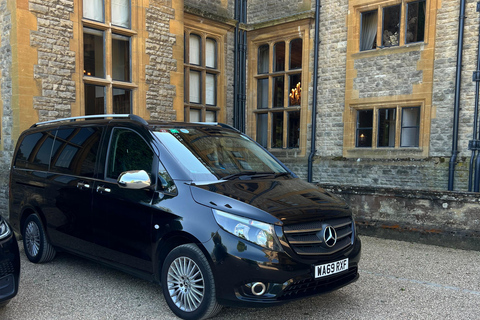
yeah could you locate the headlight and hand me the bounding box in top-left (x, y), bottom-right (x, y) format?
top-left (213, 209), bottom-right (282, 251)
top-left (0, 219), bottom-right (12, 240)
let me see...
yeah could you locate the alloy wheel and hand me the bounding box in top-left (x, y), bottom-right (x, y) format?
top-left (166, 256), bottom-right (205, 312)
top-left (25, 221), bottom-right (41, 257)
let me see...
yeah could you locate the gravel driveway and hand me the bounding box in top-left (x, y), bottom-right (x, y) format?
top-left (1, 236), bottom-right (479, 319)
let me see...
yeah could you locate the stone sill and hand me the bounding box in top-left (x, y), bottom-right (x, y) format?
top-left (352, 42), bottom-right (427, 59)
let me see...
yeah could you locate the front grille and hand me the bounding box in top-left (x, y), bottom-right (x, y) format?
top-left (0, 261), bottom-right (15, 277)
top-left (279, 267), bottom-right (358, 300)
top-left (283, 217), bottom-right (353, 255)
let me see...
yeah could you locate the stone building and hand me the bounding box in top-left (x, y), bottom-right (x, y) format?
top-left (1, 0), bottom-right (480, 228)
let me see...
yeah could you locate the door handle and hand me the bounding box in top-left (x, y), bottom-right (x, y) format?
top-left (96, 185), bottom-right (111, 193)
top-left (77, 182), bottom-right (91, 189)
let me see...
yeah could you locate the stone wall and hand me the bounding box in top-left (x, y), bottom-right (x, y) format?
top-left (316, 0), bottom-right (348, 157)
top-left (432, 0), bottom-right (479, 159)
top-left (247, 0), bottom-right (312, 24)
top-left (0, 0), bottom-right (12, 219)
top-left (291, 0), bottom-right (478, 193)
top-left (430, 0), bottom-right (479, 191)
top-left (145, 1), bottom-right (177, 121)
top-left (29, 0), bottom-right (76, 121)
top-left (184, 0), bottom-right (234, 19)
top-left (315, 157), bottom-right (450, 190)
top-left (323, 184), bottom-right (480, 251)
top-left (353, 51), bottom-right (423, 98)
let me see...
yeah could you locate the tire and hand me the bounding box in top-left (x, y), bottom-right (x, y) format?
top-left (161, 244), bottom-right (222, 320)
top-left (22, 214), bottom-right (56, 263)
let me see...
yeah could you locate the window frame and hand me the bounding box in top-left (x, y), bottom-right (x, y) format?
top-left (358, 0), bottom-right (427, 52)
top-left (183, 14), bottom-right (229, 123)
top-left (80, 0), bottom-right (137, 116)
top-left (247, 20), bottom-right (311, 155)
top-left (347, 101), bottom-right (424, 154)
top-left (405, 0), bottom-right (427, 44)
top-left (105, 127), bottom-right (154, 181)
top-left (255, 37), bottom-right (303, 149)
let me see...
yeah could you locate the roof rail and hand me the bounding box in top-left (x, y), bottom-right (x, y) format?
top-left (31, 114), bottom-right (148, 128)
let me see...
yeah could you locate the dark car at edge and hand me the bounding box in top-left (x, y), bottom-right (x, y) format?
top-left (0, 216), bottom-right (20, 307)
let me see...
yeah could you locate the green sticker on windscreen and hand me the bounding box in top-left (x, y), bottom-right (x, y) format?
top-left (170, 129), bottom-right (179, 134)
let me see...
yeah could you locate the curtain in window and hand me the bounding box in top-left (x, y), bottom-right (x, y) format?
top-left (112, 0), bottom-right (130, 28)
top-left (206, 73), bottom-right (216, 105)
top-left (190, 109), bottom-right (201, 122)
top-left (189, 35), bottom-right (201, 65)
top-left (206, 111), bottom-right (216, 122)
top-left (83, 0), bottom-right (104, 22)
top-left (400, 107), bottom-right (420, 147)
top-left (189, 71), bottom-right (201, 103)
top-left (258, 45), bottom-right (269, 74)
top-left (206, 39), bottom-right (216, 68)
top-left (360, 11), bottom-right (377, 51)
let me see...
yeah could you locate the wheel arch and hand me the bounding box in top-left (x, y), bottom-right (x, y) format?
top-left (153, 231), bottom-right (213, 282)
top-left (19, 205), bottom-right (47, 237)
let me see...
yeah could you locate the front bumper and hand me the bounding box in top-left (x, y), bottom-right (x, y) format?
top-left (206, 229), bottom-right (361, 307)
top-left (0, 231), bottom-right (20, 305)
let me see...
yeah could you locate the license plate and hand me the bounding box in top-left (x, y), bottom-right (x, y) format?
top-left (314, 258), bottom-right (349, 279)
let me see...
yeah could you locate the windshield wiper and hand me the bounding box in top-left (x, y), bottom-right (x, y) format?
top-left (273, 172), bottom-right (289, 178)
top-left (222, 171), bottom-right (288, 180)
top-left (222, 171), bottom-right (258, 180)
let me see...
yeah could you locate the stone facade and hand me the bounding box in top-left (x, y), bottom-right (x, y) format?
top-left (185, 0), bottom-right (235, 20)
top-left (29, 0), bottom-right (76, 121)
top-left (145, 1), bottom-right (177, 121)
top-left (353, 51), bottom-right (423, 99)
top-left (0, 0), bottom-right (13, 218)
top-left (247, 0), bottom-right (313, 24)
top-left (2, 0), bottom-right (480, 221)
top-left (431, 0), bottom-right (479, 177)
top-left (316, 0), bottom-right (349, 157)
top-left (184, 0), bottom-right (236, 127)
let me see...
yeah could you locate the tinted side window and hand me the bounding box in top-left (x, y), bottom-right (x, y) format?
top-left (15, 131), bottom-right (55, 171)
top-left (50, 127), bottom-right (103, 177)
top-left (106, 129), bottom-right (154, 180)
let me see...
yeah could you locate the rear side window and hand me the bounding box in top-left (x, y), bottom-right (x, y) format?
top-left (15, 131), bottom-right (56, 171)
top-left (50, 127), bottom-right (103, 177)
top-left (106, 128), bottom-right (154, 180)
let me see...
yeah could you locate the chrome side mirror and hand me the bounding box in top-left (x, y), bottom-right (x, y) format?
top-left (118, 170), bottom-right (151, 190)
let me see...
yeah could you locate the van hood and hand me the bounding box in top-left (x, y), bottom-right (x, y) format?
top-left (190, 177), bottom-right (351, 225)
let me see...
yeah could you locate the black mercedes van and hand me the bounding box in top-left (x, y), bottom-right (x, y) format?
top-left (9, 114), bottom-right (361, 319)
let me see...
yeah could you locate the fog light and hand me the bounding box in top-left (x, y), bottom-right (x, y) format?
top-left (251, 282), bottom-right (266, 296)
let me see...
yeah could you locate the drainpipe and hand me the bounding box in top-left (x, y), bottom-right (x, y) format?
top-left (241, 0), bottom-right (247, 133)
top-left (233, 0), bottom-right (240, 130)
top-left (448, 0), bottom-right (466, 191)
top-left (240, 28), bottom-right (247, 133)
top-left (234, 1), bottom-right (239, 129)
top-left (307, 0), bottom-right (321, 183)
top-left (471, 1), bottom-right (480, 192)
top-left (233, 0), bottom-right (247, 133)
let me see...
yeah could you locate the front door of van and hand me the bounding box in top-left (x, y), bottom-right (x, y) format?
top-left (91, 128), bottom-right (156, 273)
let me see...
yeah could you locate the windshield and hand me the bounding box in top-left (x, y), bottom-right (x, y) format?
top-left (153, 127), bottom-right (287, 181)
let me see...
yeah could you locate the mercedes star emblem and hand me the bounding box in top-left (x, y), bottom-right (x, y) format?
top-left (323, 226), bottom-right (337, 247)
